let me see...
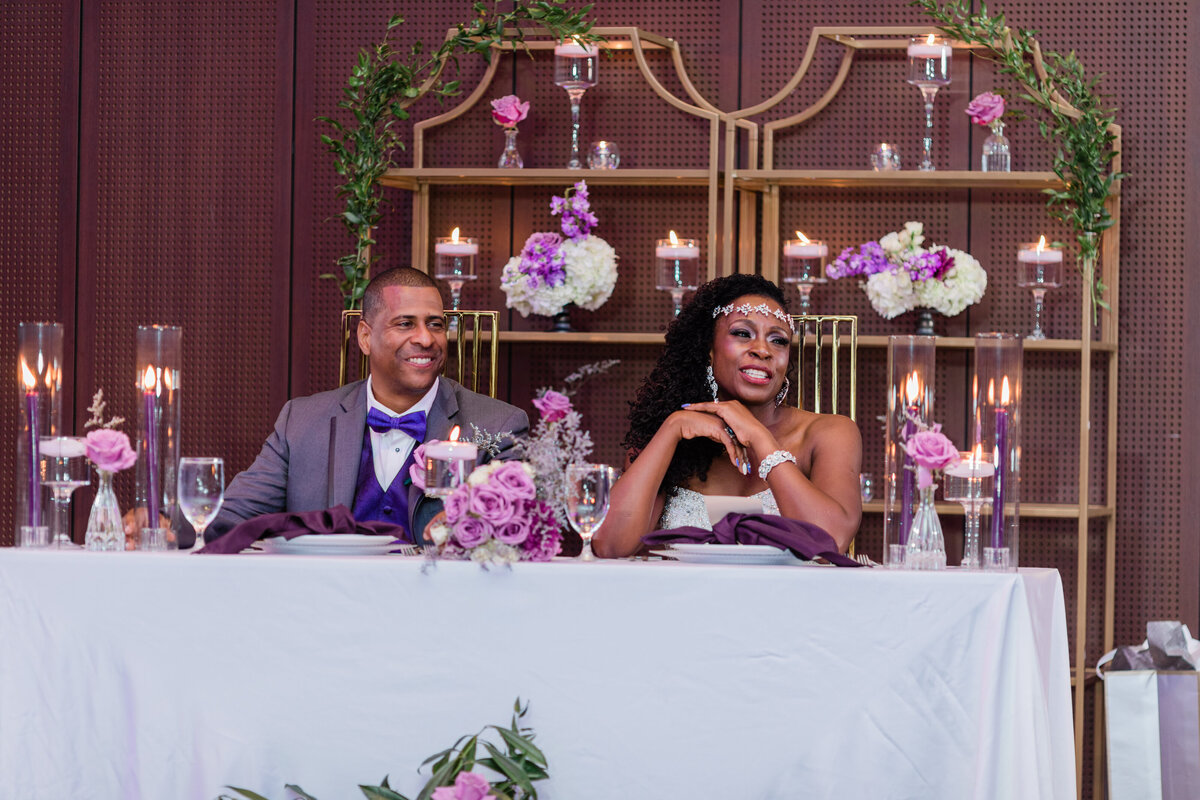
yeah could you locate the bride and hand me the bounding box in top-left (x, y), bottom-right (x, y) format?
top-left (591, 274), bottom-right (862, 558)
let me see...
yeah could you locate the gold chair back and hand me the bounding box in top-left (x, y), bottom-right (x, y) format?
top-left (788, 315), bottom-right (857, 422)
top-left (340, 309), bottom-right (500, 399)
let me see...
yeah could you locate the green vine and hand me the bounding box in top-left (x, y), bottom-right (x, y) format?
top-left (319, 2), bottom-right (600, 310)
top-left (912, 0), bottom-right (1125, 321)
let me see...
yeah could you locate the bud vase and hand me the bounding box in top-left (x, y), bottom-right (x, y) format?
top-left (981, 120), bottom-right (1011, 172)
top-left (498, 127), bottom-right (523, 169)
top-left (85, 469), bottom-right (125, 551)
top-left (905, 486), bottom-right (946, 570)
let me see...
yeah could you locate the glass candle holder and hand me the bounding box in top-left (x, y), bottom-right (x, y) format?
top-left (587, 140), bottom-right (620, 169)
top-left (906, 35), bottom-right (952, 171)
top-left (882, 335), bottom-right (936, 567)
top-left (870, 143), bottom-right (902, 171)
top-left (943, 449), bottom-right (995, 569)
top-left (16, 322), bottom-right (63, 535)
top-left (973, 332), bottom-right (1022, 571)
top-left (781, 236), bottom-right (829, 315)
top-left (136, 325), bottom-right (182, 549)
top-left (434, 234), bottom-right (479, 323)
top-left (655, 236), bottom-right (700, 317)
top-left (423, 439), bottom-right (479, 498)
top-left (1017, 240), bottom-right (1064, 340)
top-left (554, 41), bottom-right (598, 170)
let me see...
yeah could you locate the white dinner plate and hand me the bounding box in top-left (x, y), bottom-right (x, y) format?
top-left (261, 535), bottom-right (412, 556)
top-left (653, 543), bottom-right (811, 566)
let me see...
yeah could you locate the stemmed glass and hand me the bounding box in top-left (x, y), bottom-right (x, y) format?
top-left (434, 231), bottom-right (478, 330)
top-left (178, 457), bottom-right (225, 552)
top-left (565, 463), bottom-right (617, 561)
top-left (906, 36), bottom-right (952, 171)
top-left (40, 436), bottom-right (90, 549)
top-left (655, 234), bottom-right (700, 317)
top-left (942, 450), bottom-right (994, 569)
top-left (1017, 240), bottom-right (1063, 340)
top-left (554, 41), bottom-right (598, 170)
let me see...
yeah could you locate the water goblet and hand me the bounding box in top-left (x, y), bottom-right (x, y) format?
top-left (178, 457), bottom-right (225, 552)
top-left (906, 36), bottom-right (952, 171)
top-left (655, 235), bottom-right (700, 317)
top-left (1017, 240), bottom-right (1064, 340)
top-left (554, 40), bottom-right (599, 170)
top-left (39, 436), bottom-right (90, 549)
top-left (943, 450), bottom-right (995, 569)
top-left (566, 463), bottom-right (617, 561)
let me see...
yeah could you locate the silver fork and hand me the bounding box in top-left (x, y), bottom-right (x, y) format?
top-left (855, 553), bottom-right (877, 567)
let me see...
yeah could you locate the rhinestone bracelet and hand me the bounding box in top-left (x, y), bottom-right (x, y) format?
top-left (757, 449), bottom-right (797, 481)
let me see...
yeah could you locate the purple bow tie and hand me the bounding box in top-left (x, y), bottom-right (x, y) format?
top-left (366, 407), bottom-right (427, 440)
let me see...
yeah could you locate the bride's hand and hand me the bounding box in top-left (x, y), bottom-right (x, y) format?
top-left (669, 406), bottom-right (751, 475)
top-left (681, 400), bottom-right (778, 469)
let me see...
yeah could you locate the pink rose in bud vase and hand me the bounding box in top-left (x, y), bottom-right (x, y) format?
top-left (490, 94), bottom-right (529, 128)
top-left (965, 92), bottom-right (1005, 125)
top-left (85, 428), bottom-right (137, 473)
top-left (905, 429), bottom-right (960, 489)
top-left (532, 389), bottom-right (572, 422)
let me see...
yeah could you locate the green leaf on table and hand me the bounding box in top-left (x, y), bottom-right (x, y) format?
top-left (223, 788), bottom-right (274, 800)
top-left (359, 784), bottom-right (410, 800)
top-left (284, 785), bottom-right (321, 800)
top-left (481, 742), bottom-right (536, 795)
top-left (494, 726), bottom-right (547, 767)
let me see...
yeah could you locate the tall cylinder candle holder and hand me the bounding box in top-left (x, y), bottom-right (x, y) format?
top-left (16, 322), bottom-right (63, 539)
top-left (136, 325), bottom-right (182, 550)
top-left (972, 332), bottom-right (1022, 571)
top-left (882, 335), bottom-right (935, 567)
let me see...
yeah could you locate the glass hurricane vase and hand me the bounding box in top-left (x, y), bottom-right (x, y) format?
top-left (85, 470), bottom-right (125, 551)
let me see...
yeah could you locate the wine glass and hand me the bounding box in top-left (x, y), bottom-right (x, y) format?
top-left (178, 457), bottom-right (225, 552)
top-left (565, 463), bottom-right (617, 561)
top-left (554, 41), bottom-right (599, 169)
top-left (906, 36), bottom-right (952, 171)
top-left (1017, 241), bottom-right (1064, 340)
top-left (39, 436), bottom-right (90, 549)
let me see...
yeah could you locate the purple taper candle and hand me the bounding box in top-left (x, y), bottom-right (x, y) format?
top-left (990, 379), bottom-right (1010, 550)
top-left (144, 368), bottom-right (160, 526)
top-left (25, 389), bottom-right (41, 527)
top-left (899, 412), bottom-right (916, 543)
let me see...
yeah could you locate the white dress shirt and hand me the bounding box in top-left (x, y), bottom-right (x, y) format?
top-left (365, 376), bottom-right (439, 489)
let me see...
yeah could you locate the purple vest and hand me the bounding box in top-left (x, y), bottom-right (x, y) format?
top-left (351, 429), bottom-right (417, 542)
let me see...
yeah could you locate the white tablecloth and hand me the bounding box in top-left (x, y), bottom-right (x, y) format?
top-left (0, 551), bottom-right (1075, 799)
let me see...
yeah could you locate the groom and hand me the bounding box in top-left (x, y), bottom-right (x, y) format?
top-left (201, 267), bottom-right (528, 545)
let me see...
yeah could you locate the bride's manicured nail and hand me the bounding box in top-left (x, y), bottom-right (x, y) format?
top-left (681, 403), bottom-right (691, 408)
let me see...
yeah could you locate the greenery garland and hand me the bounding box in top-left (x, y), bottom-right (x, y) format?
top-left (912, 0), bottom-right (1125, 321)
top-left (319, 3), bottom-right (598, 310)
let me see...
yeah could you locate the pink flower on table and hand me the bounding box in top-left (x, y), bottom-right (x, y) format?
top-left (532, 389), bottom-right (572, 422)
top-left (468, 483), bottom-right (516, 526)
top-left (490, 461), bottom-right (537, 500)
top-left (408, 441), bottom-right (433, 491)
top-left (965, 92), bottom-right (1005, 126)
top-left (453, 515), bottom-right (492, 549)
top-left (905, 429), bottom-right (960, 489)
top-left (494, 514), bottom-right (532, 546)
top-left (490, 94), bottom-right (529, 128)
top-left (85, 428), bottom-right (137, 473)
top-left (431, 771), bottom-right (495, 800)
top-left (443, 485), bottom-right (470, 525)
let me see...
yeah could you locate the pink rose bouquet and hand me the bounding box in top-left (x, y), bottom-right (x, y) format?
top-left (965, 92), bottom-right (1005, 126)
top-left (490, 94), bottom-right (529, 128)
top-left (904, 428), bottom-right (960, 488)
top-left (85, 428), bottom-right (137, 473)
top-left (432, 460), bottom-right (562, 564)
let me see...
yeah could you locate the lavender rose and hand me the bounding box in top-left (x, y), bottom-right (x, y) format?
top-left (453, 515), bottom-right (492, 549)
top-left (532, 389), bottom-right (572, 423)
top-left (85, 428), bottom-right (137, 473)
top-left (490, 94), bottom-right (529, 128)
top-left (965, 92), bottom-right (1005, 126)
top-left (490, 461), bottom-right (537, 500)
top-left (493, 515), bottom-right (532, 546)
top-left (468, 484), bottom-right (516, 526)
top-left (443, 486), bottom-right (470, 525)
top-left (905, 429), bottom-right (960, 489)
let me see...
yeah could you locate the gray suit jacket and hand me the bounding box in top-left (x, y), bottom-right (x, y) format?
top-left (206, 378), bottom-right (529, 542)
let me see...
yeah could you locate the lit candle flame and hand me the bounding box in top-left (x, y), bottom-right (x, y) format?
top-left (669, 230), bottom-right (679, 246)
top-left (1000, 376), bottom-right (1011, 405)
top-left (972, 443), bottom-right (984, 465)
top-left (143, 365), bottom-right (157, 393)
top-left (987, 378), bottom-right (995, 405)
top-left (795, 231), bottom-right (810, 245)
top-left (449, 425), bottom-right (461, 443)
top-left (1036, 235), bottom-right (1047, 252)
top-left (926, 33), bottom-right (936, 45)
top-left (450, 227), bottom-right (460, 244)
top-left (19, 359), bottom-right (36, 391)
top-left (163, 368), bottom-right (174, 392)
top-left (905, 372), bottom-right (921, 405)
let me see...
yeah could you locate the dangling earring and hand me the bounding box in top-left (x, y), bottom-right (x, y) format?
top-left (775, 377), bottom-right (791, 407)
top-left (706, 364), bottom-right (719, 401)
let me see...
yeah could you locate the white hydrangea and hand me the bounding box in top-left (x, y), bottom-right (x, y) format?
top-left (500, 235), bottom-right (619, 317)
top-left (915, 247), bottom-right (988, 316)
top-left (864, 270), bottom-right (918, 319)
top-left (899, 221), bottom-right (925, 251)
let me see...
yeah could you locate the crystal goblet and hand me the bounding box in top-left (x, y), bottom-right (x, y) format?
top-left (178, 457), bottom-right (225, 552)
top-left (566, 463), bottom-right (617, 561)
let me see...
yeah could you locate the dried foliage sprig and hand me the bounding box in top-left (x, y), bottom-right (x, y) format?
top-left (912, 0), bottom-right (1124, 321)
top-left (84, 388), bottom-right (125, 430)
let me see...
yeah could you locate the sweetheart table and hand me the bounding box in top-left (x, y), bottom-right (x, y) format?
top-left (0, 551), bottom-right (1074, 799)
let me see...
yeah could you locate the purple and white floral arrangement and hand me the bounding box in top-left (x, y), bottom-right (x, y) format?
top-left (827, 221), bottom-right (987, 320)
top-left (500, 180), bottom-right (618, 317)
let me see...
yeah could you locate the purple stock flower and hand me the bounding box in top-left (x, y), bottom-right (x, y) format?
top-left (518, 231), bottom-right (566, 289)
top-left (518, 499), bottom-right (563, 561)
top-left (827, 241), bottom-right (890, 279)
top-left (550, 180), bottom-right (596, 242)
top-left (905, 248), bottom-right (955, 281)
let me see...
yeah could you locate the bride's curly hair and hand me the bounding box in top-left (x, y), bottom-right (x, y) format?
top-left (623, 273), bottom-right (790, 494)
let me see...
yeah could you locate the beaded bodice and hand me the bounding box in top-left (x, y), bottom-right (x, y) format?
top-left (658, 487), bottom-right (780, 531)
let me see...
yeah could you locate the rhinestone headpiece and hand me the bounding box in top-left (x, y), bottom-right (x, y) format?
top-left (712, 302), bottom-right (796, 333)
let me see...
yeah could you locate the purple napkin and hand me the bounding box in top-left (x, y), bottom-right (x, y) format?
top-left (200, 505), bottom-right (408, 555)
top-left (643, 512), bottom-right (861, 567)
